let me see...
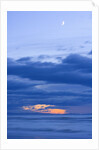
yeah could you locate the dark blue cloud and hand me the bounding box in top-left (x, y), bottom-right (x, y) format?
top-left (7, 86), bottom-right (92, 107)
top-left (63, 54), bottom-right (92, 73)
top-left (7, 77), bottom-right (32, 90)
top-left (17, 57), bottom-right (32, 62)
top-left (88, 50), bottom-right (92, 55)
top-left (7, 54), bottom-right (92, 111)
top-left (7, 54), bottom-right (92, 87)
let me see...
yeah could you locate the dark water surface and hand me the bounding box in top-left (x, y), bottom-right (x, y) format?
top-left (7, 114), bottom-right (92, 139)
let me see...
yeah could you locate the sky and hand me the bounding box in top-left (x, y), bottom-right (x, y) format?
top-left (7, 11), bottom-right (92, 114)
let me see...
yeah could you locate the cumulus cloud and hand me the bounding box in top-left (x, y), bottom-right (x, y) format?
top-left (7, 54), bottom-right (92, 87)
top-left (7, 54), bottom-right (92, 113)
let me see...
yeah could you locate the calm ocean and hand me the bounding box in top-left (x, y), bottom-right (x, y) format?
top-left (7, 114), bottom-right (92, 139)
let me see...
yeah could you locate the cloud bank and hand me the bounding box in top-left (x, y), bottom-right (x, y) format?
top-left (7, 53), bottom-right (92, 114)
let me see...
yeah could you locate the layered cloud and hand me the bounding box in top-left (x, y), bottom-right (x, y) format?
top-left (7, 54), bottom-right (92, 87)
top-left (7, 53), bottom-right (92, 114)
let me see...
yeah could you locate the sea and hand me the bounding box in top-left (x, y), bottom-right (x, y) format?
top-left (7, 113), bottom-right (92, 139)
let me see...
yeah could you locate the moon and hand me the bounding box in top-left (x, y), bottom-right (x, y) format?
top-left (61, 21), bottom-right (65, 26)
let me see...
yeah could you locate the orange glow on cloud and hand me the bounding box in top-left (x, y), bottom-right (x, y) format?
top-left (34, 104), bottom-right (53, 110)
top-left (45, 108), bottom-right (66, 114)
top-left (22, 104), bottom-right (67, 114)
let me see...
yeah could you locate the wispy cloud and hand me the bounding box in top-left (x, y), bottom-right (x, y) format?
top-left (22, 104), bottom-right (67, 114)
